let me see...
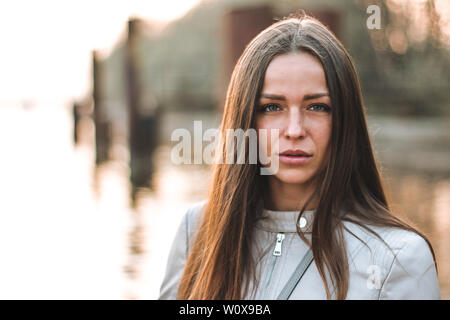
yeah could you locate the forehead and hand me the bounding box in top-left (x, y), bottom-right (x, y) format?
top-left (261, 52), bottom-right (328, 96)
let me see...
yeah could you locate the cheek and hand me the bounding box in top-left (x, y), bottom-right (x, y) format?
top-left (312, 121), bottom-right (332, 156)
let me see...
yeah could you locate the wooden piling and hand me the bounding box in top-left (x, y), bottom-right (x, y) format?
top-left (125, 18), bottom-right (159, 193)
top-left (72, 102), bottom-right (80, 145)
top-left (92, 50), bottom-right (110, 163)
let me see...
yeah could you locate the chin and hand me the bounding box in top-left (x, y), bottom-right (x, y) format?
top-left (273, 170), bottom-right (315, 186)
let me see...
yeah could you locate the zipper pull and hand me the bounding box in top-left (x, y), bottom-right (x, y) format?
top-left (273, 233), bottom-right (285, 256)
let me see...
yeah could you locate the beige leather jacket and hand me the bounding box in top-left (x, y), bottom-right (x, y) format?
top-left (159, 200), bottom-right (441, 300)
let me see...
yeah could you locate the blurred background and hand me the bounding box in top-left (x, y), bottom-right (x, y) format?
top-left (0, 0), bottom-right (448, 299)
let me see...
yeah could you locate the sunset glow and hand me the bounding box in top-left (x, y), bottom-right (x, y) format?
top-left (0, 0), bottom-right (202, 104)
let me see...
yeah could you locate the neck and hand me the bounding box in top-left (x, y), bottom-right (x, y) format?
top-left (263, 176), bottom-right (318, 211)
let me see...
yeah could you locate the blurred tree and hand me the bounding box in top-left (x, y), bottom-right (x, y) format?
top-left (98, 0), bottom-right (450, 116)
top-left (354, 0), bottom-right (450, 116)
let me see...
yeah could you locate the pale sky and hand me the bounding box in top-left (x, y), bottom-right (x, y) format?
top-left (0, 0), bottom-right (201, 105)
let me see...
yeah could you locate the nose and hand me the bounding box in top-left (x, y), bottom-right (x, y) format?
top-left (284, 106), bottom-right (305, 139)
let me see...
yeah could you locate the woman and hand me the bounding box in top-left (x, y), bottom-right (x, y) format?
top-left (159, 13), bottom-right (441, 300)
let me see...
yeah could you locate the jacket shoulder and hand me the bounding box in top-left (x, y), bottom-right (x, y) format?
top-left (184, 199), bottom-right (208, 251)
top-left (342, 221), bottom-right (440, 299)
top-left (343, 221), bottom-right (431, 260)
top-left (158, 199), bottom-right (207, 300)
top-left (375, 228), bottom-right (440, 299)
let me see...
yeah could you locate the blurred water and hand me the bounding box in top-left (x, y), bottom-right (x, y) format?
top-left (0, 104), bottom-right (210, 299)
top-left (0, 105), bottom-right (448, 299)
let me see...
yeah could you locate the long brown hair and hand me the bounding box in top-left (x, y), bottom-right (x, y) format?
top-left (178, 13), bottom-right (437, 300)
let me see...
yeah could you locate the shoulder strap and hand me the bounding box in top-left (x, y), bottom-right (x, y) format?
top-left (277, 248), bottom-right (314, 300)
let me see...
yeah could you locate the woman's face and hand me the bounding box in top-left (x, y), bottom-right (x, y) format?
top-left (255, 51), bottom-right (332, 187)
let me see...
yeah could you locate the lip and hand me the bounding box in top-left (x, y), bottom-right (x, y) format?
top-left (278, 149), bottom-right (313, 165)
top-left (278, 154), bottom-right (312, 165)
top-left (279, 149), bottom-right (311, 156)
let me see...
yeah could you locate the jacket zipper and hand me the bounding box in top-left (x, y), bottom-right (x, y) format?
top-left (262, 233), bottom-right (285, 299)
top-left (273, 233), bottom-right (285, 256)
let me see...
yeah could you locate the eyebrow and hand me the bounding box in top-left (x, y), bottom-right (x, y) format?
top-left (260, 92), bottom-right (329, 101)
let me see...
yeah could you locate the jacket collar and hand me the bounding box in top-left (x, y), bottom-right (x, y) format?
top-left (256, 208), bottom-right (315, 233)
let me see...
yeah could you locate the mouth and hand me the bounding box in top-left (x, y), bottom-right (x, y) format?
top-left (278, 149), bottom-right (312, 165)
top-left (278, 149), bottom-right (312, 157)
top-left (279, 154), bottom-right (312, 157)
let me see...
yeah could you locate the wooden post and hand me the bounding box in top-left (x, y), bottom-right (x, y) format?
top-left (72, 102), bottom-right (80, 145)
top-left (126, 19), bottom-right (140, 156)
top-left (125, 18), bottom-right (158, 194)
top-left (92, 50), bottom-right (110, 163)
